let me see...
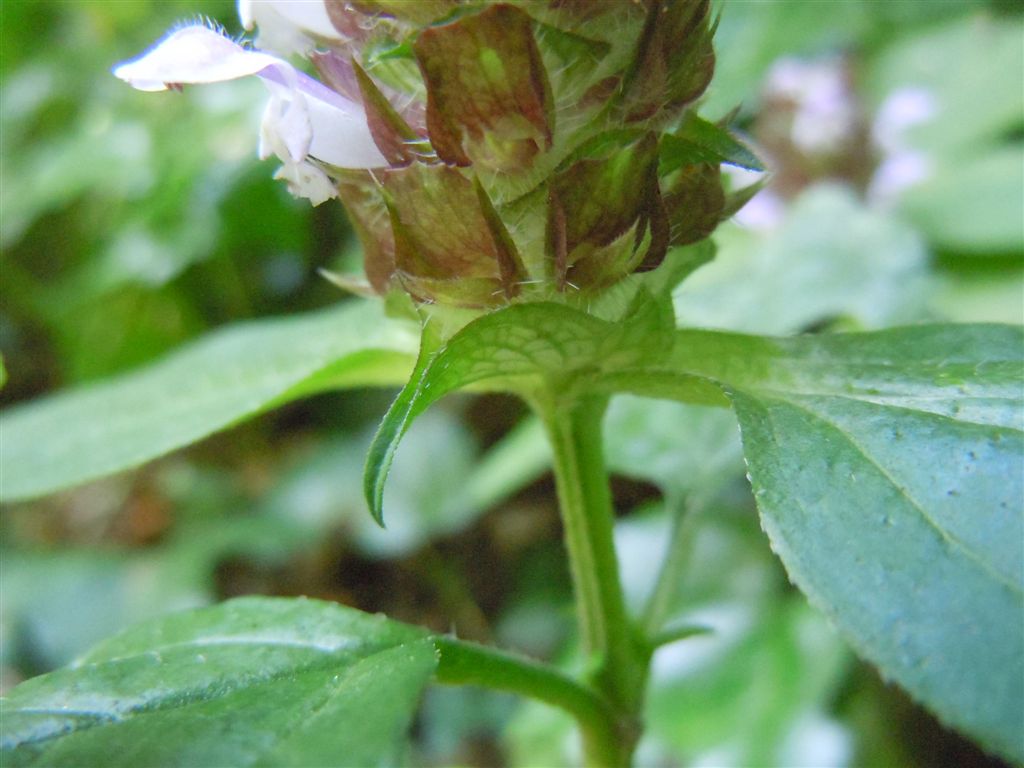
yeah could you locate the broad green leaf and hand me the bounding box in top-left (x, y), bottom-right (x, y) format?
top-left (672, 324), bottom-right (1023, 762)
top-left (901, 146), bottom-right (1024, 254)
top-left (1, 300), bottom-right (416, 502)
top-left (1, 597), bottom-right (436, 768)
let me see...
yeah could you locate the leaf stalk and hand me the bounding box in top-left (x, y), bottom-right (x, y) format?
top-left (433, 636), bottom-right (621, 762)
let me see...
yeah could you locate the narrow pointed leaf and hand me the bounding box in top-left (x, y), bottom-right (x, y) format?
top-left (0, 597), bottom-right (436, 768)
top-left (659, 112), bottom-right (763, 174)
top-left (1, 301), bottom-right (416, 502)
top-left (364, 320), bottom-right (444, 525)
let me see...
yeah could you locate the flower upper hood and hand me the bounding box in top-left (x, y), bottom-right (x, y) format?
top-left (114, 23), bottom-right (386, 203)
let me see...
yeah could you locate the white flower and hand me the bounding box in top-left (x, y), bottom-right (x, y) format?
top-left (113, 23), bottom-right (386, 203)
top-left (238, 0), bottom-right (343, 57)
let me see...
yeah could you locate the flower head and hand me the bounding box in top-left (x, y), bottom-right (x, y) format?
top-left (115, 1), bottom-right (747, 309)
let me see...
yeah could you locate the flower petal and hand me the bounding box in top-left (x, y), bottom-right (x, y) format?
top-left (239, 0), bottom-right (342, 56)
top-left (274, 161), bottom-right (339, 206)
top-left (114, 24), bottom-right (387, 170)
top-left (241, 0), bottom-right (340, 40)
top-left (113, 24), bottom-right (280, 91)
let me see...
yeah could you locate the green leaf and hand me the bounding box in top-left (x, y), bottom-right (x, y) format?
top-left (413, 3), bottom-right (552, 170)
top-left (676, 185), bottom-right (928, 334)
top-left (673, 324), bottom-right (1023, 762)
top-left (363, 294), bottom-right (688, 523)
top-left (1, 300), bottom-right (416, 502)
top-left (1, 597), bottom-right (436, 768)
top-left (660, 113), bottom-right (763, 175)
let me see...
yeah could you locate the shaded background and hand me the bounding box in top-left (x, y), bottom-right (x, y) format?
top-left (1, 1), bottom-right (1021, 765)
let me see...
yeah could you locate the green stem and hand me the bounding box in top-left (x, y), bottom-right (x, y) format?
top-left (433, 636), bottom-right (621, 761)
top-left (535, 392), bottom-right (648, 766)
top-left (641, 494), bottom-right (702, 638)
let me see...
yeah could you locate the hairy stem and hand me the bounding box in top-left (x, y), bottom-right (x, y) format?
top-left (536, 391), bottom-right (648, 766)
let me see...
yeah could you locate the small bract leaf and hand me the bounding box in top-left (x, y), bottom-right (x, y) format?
top-left (0, 597), bottom-right (436, 768)
top-left (662, 163), bottom-right (724, 247)
top-left (547, 132), bottom-right (667, 289)
top-left (334, 170), bottom-right (397, 293)
top-left (382, 163), bottom-right (525, 306)
top-left (414, 3), bottom-right (553, 170)
top-left (620, 0), bottom-right (715, 122)
top-left (352, 59), bottom-right (422, 167)
top-left (660, 112), bottom-right (763, 173)
top-left (341, 0), bottom-right (459, 26)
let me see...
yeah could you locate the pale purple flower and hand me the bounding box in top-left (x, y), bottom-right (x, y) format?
top-left (871, 87), bottom-right (937, 155)
top-left (868, 87), bottom-right (937, 205)
top-left (113, 22), bottom-right (386, 204)
top-left (766, 57), bottom-right (858, 156)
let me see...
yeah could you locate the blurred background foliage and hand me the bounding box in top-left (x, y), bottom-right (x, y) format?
top-left (0, 1), bottom-right (1021, 766)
